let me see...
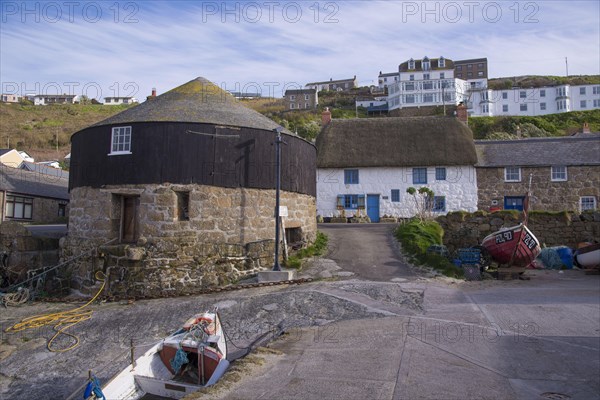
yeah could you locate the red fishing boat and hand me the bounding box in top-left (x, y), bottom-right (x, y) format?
top-left (481, 174), bottom-right (541, 267)
top-left (481, 223), bottom-right (541, 267)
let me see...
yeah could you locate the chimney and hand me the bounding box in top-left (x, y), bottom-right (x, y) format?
top-left (146, 87), bottom-right (157, 101)
top-left (582, 122), bottom-right (591, 134)
top-left (456, 102), bottom-right (468, 125)
top-left (322, 107), bottom-right (332, 125)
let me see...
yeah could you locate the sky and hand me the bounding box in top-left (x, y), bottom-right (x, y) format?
top-left (1, 0), bottom-right (599, 100)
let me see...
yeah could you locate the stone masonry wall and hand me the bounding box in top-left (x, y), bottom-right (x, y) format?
top-left (437, 210), bottom-right (600, 253)
top-left (477, 166), bottom-right (600, 212)
top-left (63, 184), bottom-right (316, 298)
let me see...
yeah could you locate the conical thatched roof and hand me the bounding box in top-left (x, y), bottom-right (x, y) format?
top-left (92, 77), bottom-right (287, 132)
top-left (316, 116), bottom-right (477, 168)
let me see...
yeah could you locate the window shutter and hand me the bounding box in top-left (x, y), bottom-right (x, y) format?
top-left (358, 195), bottom-right (366, 209)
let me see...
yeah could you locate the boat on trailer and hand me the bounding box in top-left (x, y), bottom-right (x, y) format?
top-left (481, 175), bottom-right (541, 268)
top-left (481, 223), bottom-right (542, 267)
top-left (86, 310), bottom-right (229, 400)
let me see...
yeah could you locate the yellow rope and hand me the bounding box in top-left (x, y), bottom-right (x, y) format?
top-left (4, 271), bottom-right (107, 352)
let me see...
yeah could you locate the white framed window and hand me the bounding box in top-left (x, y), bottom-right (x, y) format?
top-left (594, 99), bottom-right (600, 107)
top-left (5, 195), bottom-right (33, 219)
top-left (440, 72), bottom-right (445, 79)
top-left (540, 102), bottom-right (546, 110)
top-left (505, 167), bottom-right (521, 182)
top-left (110, 126), bottom-right (132, 155)
top-left (502, 104), bottom-right (508, 112)
top-left (551, 166), bottom-right (567, 181)
top-left (409, 74), bottom-right (415, 81)
top-left (580, 87), bottom-right (586, 95)
top-left (593, 86), bottom-right (600, 95)
top-left (540, 89), bottom-right (545, 97)
top-left (290, 95), bottom-right (296, 101)
top-left (557, 87), bottom-right (566, 97)
top-left (423, 73), bottom-right (430, 80)
top-left (502, 92), bottom-right (508, 99)
top-left (520, 91), bottom-right (526, 98)
top-left (422, 57), bottom-right (430, 70)
top-left (408, 58), bottom-right (415, 69)
top-left (520, 104), bottom-right (528, 111)
top-left (290, 103), bottom-right (295, 109)
top-left (580, 100), bottom-right (587, 108)
top-left (438, 57), bottom-right (445, 67)
top-left (304, 94), bottom-right (309, 100)
top-left (305, 103), bottom-right (309, 109)
top-left (482, 104), bottom-right (489, 113)
top-left (478, 71), bottom-right (484, 76)
top-left (580, 196), bottom-right (597, 211)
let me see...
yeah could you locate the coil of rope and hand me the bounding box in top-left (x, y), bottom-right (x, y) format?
top-left (4, 271), bottom-right (107, 352)
top-left (1, 287), bottom-right (30, 307)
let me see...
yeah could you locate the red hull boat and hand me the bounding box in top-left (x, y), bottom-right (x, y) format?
top-left (481, 223), bottom-right (541, 267)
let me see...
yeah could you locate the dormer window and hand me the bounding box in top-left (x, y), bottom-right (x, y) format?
top-left (422, 56), bottom-right (430, 71)
top-left (408, 58), bottom-right (415, 70)
top-left (439, 57), bottom-right (445, 68)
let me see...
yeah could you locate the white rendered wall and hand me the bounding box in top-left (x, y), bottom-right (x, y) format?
top-left (316, 166), bottom-right (478, 218)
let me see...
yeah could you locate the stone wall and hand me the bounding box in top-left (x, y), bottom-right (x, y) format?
top-left (476, 166), bottom-right (600, 212)
top-left (437, 210), bottom-right (600, 252)
top-left (63, 184), bottom-right (316, 298)
top-left (0, 221), bottom-right (61, 290)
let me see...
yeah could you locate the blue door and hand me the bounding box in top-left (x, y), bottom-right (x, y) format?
top-left (504, 196), bottom-right (525, 211)
top-left (367, 194), bottom-right (380, 222)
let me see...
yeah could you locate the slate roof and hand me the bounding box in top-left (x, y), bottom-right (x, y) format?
top-left (475, 136), bottom-right (600, 167)
top-left (0, 166), bottom-right (69, 200)
top-left (305, 77), bottom-right (356, 86)
top-left (399, 57), bottom-right (454, 72)
top-left (20, 161), bottom-right (69, 179)
top-left (90, 77), bottom-right (291, 133)
top-left (0, 149), bottom-right (14, 157)
top-left (316, 116), bottom-right (477, 168)
top-left (285, 89), bottom-right (317, 95)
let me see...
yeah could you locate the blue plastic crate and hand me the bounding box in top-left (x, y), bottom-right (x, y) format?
top-left (458, 248), bottom-right (481, 265)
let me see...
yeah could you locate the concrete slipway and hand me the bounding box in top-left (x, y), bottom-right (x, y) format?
top-left (0, 224), bottom-right (598, 400)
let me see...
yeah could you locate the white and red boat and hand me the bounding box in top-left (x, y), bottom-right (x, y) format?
top-left (576, 242), bottom-right (600, 268)
top-left (481, 223), bottom-right (542, 267)
top-left (86, 310), bottom-right (229, 400)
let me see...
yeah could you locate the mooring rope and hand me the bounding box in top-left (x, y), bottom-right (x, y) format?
top-left (4, 271), bottom-right (107, 352)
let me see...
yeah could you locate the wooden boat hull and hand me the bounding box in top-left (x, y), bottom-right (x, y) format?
top-left (481, 224), bottom-right (541, 267)
top-left (96, 311), bottom-right (228, 400)
top-left (576, 243), bottom-right (600, 268)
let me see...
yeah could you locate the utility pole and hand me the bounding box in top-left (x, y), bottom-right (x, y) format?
top-left (565, 57), bottom-right (569, 77)
top-left (273, 126), bottom-right (284, 272)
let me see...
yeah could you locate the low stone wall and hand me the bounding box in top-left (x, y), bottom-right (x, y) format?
top-left (437, 210), bottom-right (600, 252)
top-left (63, 184), bottom-right (316, 298)
top-left (0, 221), bottom-right (61, 290)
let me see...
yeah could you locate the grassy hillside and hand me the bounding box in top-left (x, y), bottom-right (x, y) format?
top-left (0, 102), bottom-right (132, 161)
top-left (488, 75), bottom-right (600, 90)
top-left (469, 109), bottom-right (600, 139)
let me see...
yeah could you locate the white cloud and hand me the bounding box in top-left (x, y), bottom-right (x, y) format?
top-left (1, 0), bottom-right (598, 99)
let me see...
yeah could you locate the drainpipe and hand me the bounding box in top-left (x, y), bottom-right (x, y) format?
top-left (1, 190), bottom-right (6, 222)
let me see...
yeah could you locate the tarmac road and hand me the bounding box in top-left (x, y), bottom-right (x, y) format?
top-left (319, 223), bottom-right (416, 281)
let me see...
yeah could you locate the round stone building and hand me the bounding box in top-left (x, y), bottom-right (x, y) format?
top-left (64, 77), bottom-right (316, 297)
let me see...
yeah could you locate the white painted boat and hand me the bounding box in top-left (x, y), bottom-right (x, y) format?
top-left (85, 311), bottom-right (228, 400)
top-left (576, 243), bottom-right (600, 268)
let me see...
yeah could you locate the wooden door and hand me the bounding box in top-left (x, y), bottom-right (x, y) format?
top-left (121, 196), bottom-right (138, 243)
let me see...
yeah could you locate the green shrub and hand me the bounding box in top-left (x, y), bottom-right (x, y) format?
top-left (394, 219), bottom-right (443, 255)
top-left (283, 231), bottom-right (328, 268)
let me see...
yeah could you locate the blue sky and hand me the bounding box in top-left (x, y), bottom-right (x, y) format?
top-left (1, 1), bottom-right (599, 100)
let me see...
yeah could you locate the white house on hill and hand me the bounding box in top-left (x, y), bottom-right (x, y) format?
top-left (316, 115), bottom-right (478, 221)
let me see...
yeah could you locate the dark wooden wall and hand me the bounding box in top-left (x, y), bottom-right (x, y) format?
top-left (69, 122), bottom-right (316, 197)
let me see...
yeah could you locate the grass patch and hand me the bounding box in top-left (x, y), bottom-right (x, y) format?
top-left (284, 231), bottom-right (328, 269)
top-left (395, 219), bottom-right (462, 278)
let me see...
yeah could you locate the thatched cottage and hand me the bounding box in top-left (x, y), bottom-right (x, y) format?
top-left (316, 116), bottom-right (478, 221)
top-left (64, 77), bottom-right (316, 297)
